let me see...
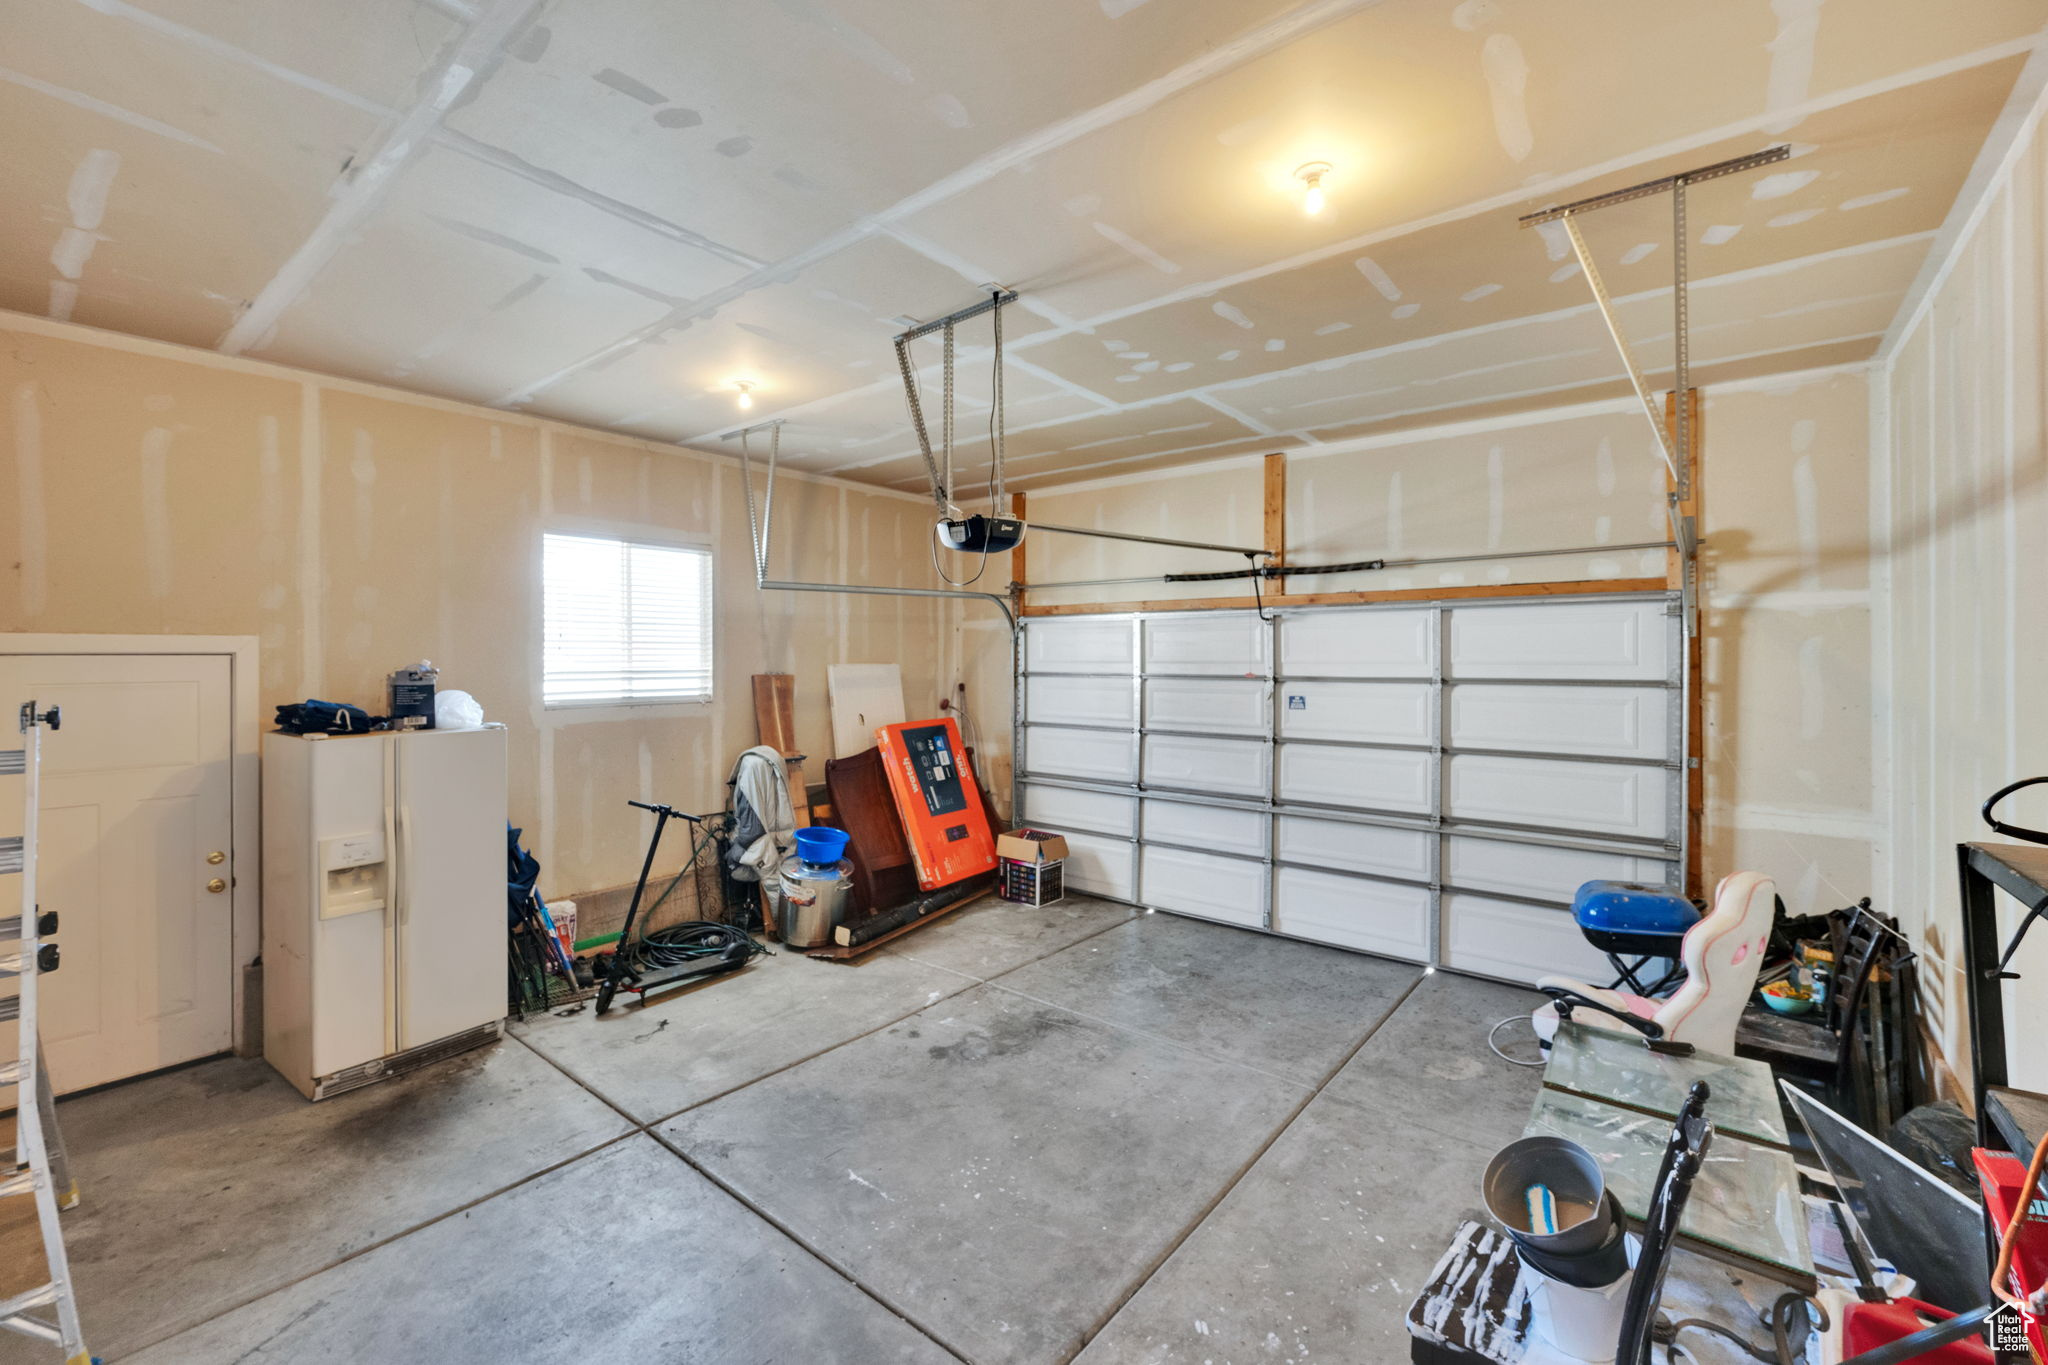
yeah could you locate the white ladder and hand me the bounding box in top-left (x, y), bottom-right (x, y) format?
top-left (0, 702), bottom-right (89, 1364)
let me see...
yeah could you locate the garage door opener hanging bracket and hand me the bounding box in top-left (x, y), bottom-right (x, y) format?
top-left (1520, 145), bottom-right (1789, 637)
top-left (895, 290), bottom-right (1029, 584)
top-left (895, 290), bottom-right (1282, 582)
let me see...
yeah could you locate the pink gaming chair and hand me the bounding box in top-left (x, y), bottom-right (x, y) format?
top-left (1532, 870), bottom-right (1778, 1055)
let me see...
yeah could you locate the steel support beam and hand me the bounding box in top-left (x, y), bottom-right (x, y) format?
top-left (1028, 521), bottom-right (1272, 557)
top-left (1561, 215), bottom-right (1679, 479)
top-left (893, 290), bottom-right (1019, 345)
top-left (1517, 146), bottom-right (1789, 226)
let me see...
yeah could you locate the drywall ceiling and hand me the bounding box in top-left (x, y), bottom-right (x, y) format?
top-left (2, 0), bottom-right (2041, 492)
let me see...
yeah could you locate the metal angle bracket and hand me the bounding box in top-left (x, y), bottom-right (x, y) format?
top-left (726, 419), bottom-right (786, 584)
top-left (1521, 144), bottom-right (1789, 506)
top-left (1558, 214), bottom-right (1681, 483)
top-left (722, 419), bottom-right (1015, 626)
top-left (1523, 145), bottom-right (1787, 641)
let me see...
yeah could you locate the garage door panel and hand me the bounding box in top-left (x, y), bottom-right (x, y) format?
top-left (1278, 744), bottom-right (1432, 813)
top-left (1144, 798), bottom-right (1267, 858)
top-left (1276, 815), bottom-right (1431, 881)
top-left (1025, 727), bottom-right (1137, 784)
top-left (1449, 684), bottom-right (1667, 759)
top-left (1449, 600), bottom-right (1668, 680)
top-left (1022, 783), bottom-right (1138, 838)
top-left (1447, 754), bottom-right (1668, 840)
top-left (1280, 609), bottom-right (1434, 677)
top-left (1143, 734), bottom-right (1268, 797)
top-left (1026, 675), bottom-right (1135, 729)
top-left (1146, 678), bottom-right (1267, 736)
top-left (1026, 618), bottom-right (1132, 673)
top-left (1063, 831), bottom-right (1136, 899)
top-left (1020, 595), bottom-right (1686, 976)
top-left (1141, 845), bottom-right (1266, 926)
top-left (1444, 893), bottom-right (1615, 984)
top-left (1275, 866), bottom-right (1430, 960)
top-left (1446, 837), bottom-right (1672, 905)
top-left (1278, 682), bottom-right (1432, 745)
top-left (1144, 615), bottom-right (1269, 675)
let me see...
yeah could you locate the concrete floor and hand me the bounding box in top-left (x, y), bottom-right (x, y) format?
top-left (2, 895), bottom-right (1580, 1363)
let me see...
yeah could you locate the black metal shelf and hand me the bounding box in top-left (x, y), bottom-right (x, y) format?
top-left (1959, 842), bottom-right (2048, 1151)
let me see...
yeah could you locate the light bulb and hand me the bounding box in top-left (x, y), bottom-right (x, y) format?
top-left (737, 389), bottom-right (753, 410)
top-left (733, 380), bottom-right (756, 410)
top-left (1294, 161), bottom-right (1333, 218)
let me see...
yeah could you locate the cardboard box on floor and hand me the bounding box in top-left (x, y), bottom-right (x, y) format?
top-left (995, 830), bottom-right (1069, 864)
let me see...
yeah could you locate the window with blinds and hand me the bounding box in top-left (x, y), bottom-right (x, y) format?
top-left (542, 533), bottom-right (714, 706)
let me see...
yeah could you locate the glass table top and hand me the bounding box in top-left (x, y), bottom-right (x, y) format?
top-left (1526, 1088), bottom-right (1813, 1287)
top-left (1544, 1021), bottom-right (1790, 1149)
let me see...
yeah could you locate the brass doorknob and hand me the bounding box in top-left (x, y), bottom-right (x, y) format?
top-left (206, 850), bottom-right (226, 865)
top-left (206, 878), bottom-right (227, 894)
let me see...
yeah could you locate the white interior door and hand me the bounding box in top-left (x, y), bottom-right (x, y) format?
top-left (0, 654), bottom-right (235, 1093)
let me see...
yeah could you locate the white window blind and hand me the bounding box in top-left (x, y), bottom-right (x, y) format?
top-left (543, 533), bottom-right (714, 705)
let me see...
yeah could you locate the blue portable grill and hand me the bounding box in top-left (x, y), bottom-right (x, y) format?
top-left (1572, 880), bottom-right (1700, 996)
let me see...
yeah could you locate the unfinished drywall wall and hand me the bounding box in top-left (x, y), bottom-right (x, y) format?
top-left (0, 311), bottom-right (956, 905)
top-left (1881, 88), bottom-right (2048, 1094)
top-left (982, 369), bottom-right (1880, 921)
top-left (1697, 369), bottom-right (1878, 928)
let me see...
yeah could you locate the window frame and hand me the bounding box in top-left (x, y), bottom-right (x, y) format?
top-left (540, 523), bottom-right (717, 712)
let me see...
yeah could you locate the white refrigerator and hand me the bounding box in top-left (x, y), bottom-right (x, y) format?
top-left (263, 725), bottom-right (508, 1099)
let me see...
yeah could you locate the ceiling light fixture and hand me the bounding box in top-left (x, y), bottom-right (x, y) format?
top-left (732, 379), bottom-right (757, 411)
top-left (1294, 161), bottom-right (1332, 216)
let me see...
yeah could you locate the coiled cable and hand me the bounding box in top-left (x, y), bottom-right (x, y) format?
top-left (628, 919), bottom-right (766, 970)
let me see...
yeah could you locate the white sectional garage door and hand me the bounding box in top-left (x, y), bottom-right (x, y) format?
top-left (1015, 595), bottom-right (1683, 985)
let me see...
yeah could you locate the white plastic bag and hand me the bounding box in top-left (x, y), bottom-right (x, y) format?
top-left (435, 689), bottom-right (484, 730)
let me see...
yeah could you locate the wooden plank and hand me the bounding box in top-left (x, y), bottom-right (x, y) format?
top-left (750, 672), bottom-right (802, 939)
top-left (751, 674), bottom-right (798, 753)
top-left (1021, 577), bottom-right (1669, 617)
top-left (1012, 491), bottom-right (1028, 611)
top-left (751, 671), bottom-right (810, 830)
top-left (1663, 389), bottom-right (1701, 592)
top-left (1263, 452), bottom-right (1286, 596)
top-left (1665, 389), bottom-right (1704, 898)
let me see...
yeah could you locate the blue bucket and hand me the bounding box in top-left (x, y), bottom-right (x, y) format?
top-left (794, 826), bottom-right (850, 867)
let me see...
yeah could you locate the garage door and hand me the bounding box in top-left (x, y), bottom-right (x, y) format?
top-left (1014, 595), bottom-right (1683, 985)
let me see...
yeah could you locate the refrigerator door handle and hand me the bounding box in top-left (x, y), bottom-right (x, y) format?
top-left (397, 805), bottom-right (415, 927)
top-left (382, 745), bottom-right (400, 1058)
top-left (383, 798), bottom-right (399, 923)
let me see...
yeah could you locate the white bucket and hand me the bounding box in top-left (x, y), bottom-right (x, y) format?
top-left (1531, 1263), bottom-right (1633, 1362)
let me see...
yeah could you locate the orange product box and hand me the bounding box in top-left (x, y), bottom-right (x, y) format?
top-left (874, 718), bottom-right (996, 890)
